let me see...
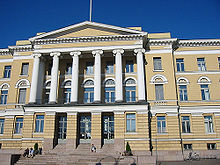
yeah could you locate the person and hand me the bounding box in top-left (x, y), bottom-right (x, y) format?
top-left (23, 148), bottom-right (29, 157)
top-left (29, 147), bottom-right (34, 158)
top-left (91, 144), bottom-right (96, 152)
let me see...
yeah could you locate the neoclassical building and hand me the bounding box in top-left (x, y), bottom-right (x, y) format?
top-left (0, 21), bottom-right (220, 163)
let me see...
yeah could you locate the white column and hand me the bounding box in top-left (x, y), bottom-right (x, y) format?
top-left (49, 52), bottom-right (61, 104)
top-left (134, 48), bottom-right (146, 101)
top-left (92, 50), bottom-right (103, 103)
top-left (29, 53), bottom-right (41, 104)
top-left (113, 49), bottom-right (124, 102)
top-left (70, 51), bottom-right (81, 103)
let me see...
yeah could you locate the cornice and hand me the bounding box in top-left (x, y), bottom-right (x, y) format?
top-left (32, 34), bottom-right (146, 45)
top-left (149, 38), bottom-right (178, 46)
top-left (8, 45), bottom-right (33, 52)
top-left (0, 49), bottom-right (11, 55)
top-left (179, 39), bottom-right (220, 47)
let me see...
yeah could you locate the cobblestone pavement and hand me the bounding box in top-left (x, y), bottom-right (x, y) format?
top-left (159, 159), bottom-right (220, 165)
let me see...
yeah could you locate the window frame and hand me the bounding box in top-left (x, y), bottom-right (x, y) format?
top-left (176, 58), bottom-right (185, 72)
top-left (0, 89), bottom-right (8, 105)
top-left (125, 60), bottom-right (134, 73)
top-left (181, 116), bottom-right (191, 133)
top-left (35, 115), bottom-right (44, 133)
top-left (84, 87), bottom-right (94, 103)
top-left (18, 88), bottom-right (27, 104)
top-left (20, 63), bottom-right (29, 75)
top-left (0, 119), bottom-right (4, 134)
top-left (86, 62), bottom-right (94, 75)
top-left (204, 115), bottom-right (214, 133)
top-left (155, 84), bottom-right (164, 100)
top-left (200, 84), bottom-right (210, 101)
top-left (179, 85), bottom-right (188, 101)
top-left (65, 63), bottom-right (72, 75)
top-left (106, 61), bottom-right (114, 74)
top-left (157, 116), bottom-right (166, 134)
top-left (197, 58), bottom-right (206, 71)
top-left (183, 144), bottom-right (192, 150)
top-left (14, 117), bottom-right (23, 134)
top-left (3, 65), bottom-right (11, 78)
top-left (207, 143), bottom-right (216, 150)
top-left (126, 113), bottom-right (136, 133)
top-left (153, 57), bottom-right (162, 71)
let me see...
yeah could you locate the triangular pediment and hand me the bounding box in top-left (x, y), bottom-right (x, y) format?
top-left (29, 21), bottom-right (146, 41)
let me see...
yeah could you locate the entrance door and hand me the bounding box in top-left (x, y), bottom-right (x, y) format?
top-left (79, 115), bottom-right (91, 143)
top-left (103, 115), bottom-right (114, 143)
top-left (58, 116), bottom-right (67, 144)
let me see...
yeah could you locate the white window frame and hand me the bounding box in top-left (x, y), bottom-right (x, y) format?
top-left (35, 115), bottom-right (44, 133)
top-left (181, 116), bottom-right (191, 133)
top-left (21, 63), bottom-right (29, 75)
top-left (204, 116), bottom-right (214, 133)
top-left (157, 116), bottom-right (166, 133)
top-left (197, 58), bottom-right (206, 71)
top-left (126, 113), bottom-right (136, 132)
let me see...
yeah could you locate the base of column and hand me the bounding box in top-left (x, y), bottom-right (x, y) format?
top-left (93, 101), bottom-right (101, 104)
top-left (28, 102), bottom-right (36, 105)
top-left (48, 101), bottom-right (57, 104)
top-left (66, 139), bottom-right (77, 151)
top-left (115, 100), bottom-right (123, 103)
top-left (137, 100), bottom-right (147, 103)
top-left (70, 101), bottom-right (78, 105)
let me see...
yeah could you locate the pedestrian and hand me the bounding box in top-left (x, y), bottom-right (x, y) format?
top-left (91, 144), bottom-right (96, 152)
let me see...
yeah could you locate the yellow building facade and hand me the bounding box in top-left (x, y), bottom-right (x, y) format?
top-left (0, 21), bottom-right (220, 162)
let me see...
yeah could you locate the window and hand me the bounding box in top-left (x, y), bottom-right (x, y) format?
top-left (64, 88), bottom-right (71, 103)
top-left (65, 63), bottom-right (72, 75)
top-left (204, 116), bottom-right (214, 133)
top-left (105, 87), bottom-right (115, 103)
top-left (18, 88), bottom-right (26, 104)
top-left (218, 57), bottom-right (220, 69)
top-left (197, 58), bottom-right (206, 71)
top-left (181, 116), bottom-right (191, 133)
top-left (176, 59), bottom-right (184, 72)
top-left (126, 114), bottom-right (136, 132)
top-left (15, 118), bottom-right (23, 134)
top-left (155, 84), bottom-right (164, 100)
top-left (207, 143), bottom-right (216, 150)
top-left (21, 63), bottom-right (29, 75)
top-left (179, 85), bottom-right (188, 101)
top-left (106, 61), bottom-right (114, 74)
top-left (84, 88), bottom-right (94, 103)
top-left (153, 57), bottom-right (162, 70)
top-left (184, 144), bottom-right (192, 150)
top-left (201, 85), bottom-right (210, 100)
top-left (0, 90), bottom-right (8, 105)
top-left (48, 63), bottom-right (52, 75)
top-left (0, 119), bottom-right (4, 134)
top-left (3, 66), bottom-right (11, 78)
top-left (35, 115), bottom-right (44, 133)
top-left (44, 81), bottom-right (51, 104)
top-left (125, 86), bottom-right (136, 102)
top-left (157, 116), bottom-right (166, 133)
top-left (125, 60), bottom-right (134, 73)
top-left (86, 62), bottom-right (94, 75)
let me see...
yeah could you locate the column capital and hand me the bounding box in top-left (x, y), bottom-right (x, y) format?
top-left (50, 52), bottom-right (61, 57)
top-left (113, 49), bottom-right (124, 55)
top-left (70, 51), bottom-right (81, 57)
top-left (32, 53), bottom-right (41, 58)
top-left (134, 48), bottom-right (145, 54)
top-left (92, 50), bottom-right (103, 57)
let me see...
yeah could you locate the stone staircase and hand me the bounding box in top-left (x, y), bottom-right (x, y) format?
top-left (15, 143), bottom-right (156, 165)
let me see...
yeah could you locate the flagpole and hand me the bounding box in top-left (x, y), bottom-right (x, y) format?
top-left (90, 0), bottom-right (92, 22)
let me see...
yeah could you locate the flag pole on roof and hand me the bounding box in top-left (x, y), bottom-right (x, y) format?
top-left (89, 0), bottom-right (92, 22)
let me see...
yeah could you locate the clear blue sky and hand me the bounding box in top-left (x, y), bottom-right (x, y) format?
top-left (0, 0), bottom-right (220, 48)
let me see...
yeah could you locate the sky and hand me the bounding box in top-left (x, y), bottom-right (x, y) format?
top-left (0, 0), bottom-right (220, 48)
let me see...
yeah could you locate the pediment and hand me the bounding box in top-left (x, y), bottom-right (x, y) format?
top-left (30, 21), bottom-right (146, 41)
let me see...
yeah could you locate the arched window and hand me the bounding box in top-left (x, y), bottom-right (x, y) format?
top-left (83, 80), bottom-right (94, 103)
top-left (150, 75), bottom-right (167, 101)
top-left (0, 83), bottom-right (9, 104)
top-left (124, 78), bottom-right (136, 102)
top-left (177, 77), bottom-right (189, 101)
top-left (16, 79), bottom-right (30, 104)
top-left (197, 77), bottom-right (211, 101)
top-left (44, 80), bottom-right (51, 104)
top-left (63, 80), bottom-right (71, 103)
top-left (104, 79), bottom-right (115, 103)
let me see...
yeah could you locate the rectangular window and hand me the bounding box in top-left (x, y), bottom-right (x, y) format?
top-left (126, 114), bottom-right (136, 132)
top-left (65, 63), bottom-right (72, 75)
top-left (105, 87), bottom-right (115, 103)
top-left (207, 143), bottom-right (216, 150)
top-left (184, 144), bottom-right (192, 150)
top-left (181, 116), bottom-right (191, 133)
top-left (176, 58), bottom-right (184, 72)
top-left (125, 86), bottom-right (136, 102)
top-left (86, 62), bottom-right (94, 75)
top-left (218, 57), bottom-right (220, 70)
top-left (155, 84), bottom-right (164, 100)
top-left (64, 88), bottom-right (71, 104)
top-left (84, 88), bottom-right (94, 103)
top-left (201, 85), bottom-right (210, 101)
top-left (179, 85), bottom-right (188, 101)
top-left (21, 63), bottom-right (29, 75)
top-left (157, 116), bottom-right (166, 133)
top-left (35, 115), bottom-right (44, 133)
top-left (18, 88), bottom-right (26, 104)
top-left (204, 116), bottom-right (214, 133)
top-left (15, 118), bottom-right (23, 134)
top-left (106, 61), bottom-right (114, 74)
top-left (0, 119), bottom-right (4, 134)
top-left (125, 60), bottom-right (134, 73)
top-left (153, 57), bottom-right (162, 70)
top-left (197, 58), bottom-right (206, 71)
top-left (0, 90), bottom-right (8, 105)
top-left (45, 89), bottom-right (50, 104)
top-left (3, 66), bottom-right (11, 78)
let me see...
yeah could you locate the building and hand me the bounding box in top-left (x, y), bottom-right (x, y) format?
top-left (0, 21), bottom-right (220, 163)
